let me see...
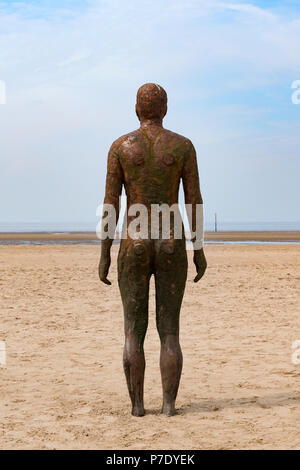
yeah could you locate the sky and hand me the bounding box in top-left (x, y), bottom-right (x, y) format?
top-left (0, 0), bottom-right (300, 227)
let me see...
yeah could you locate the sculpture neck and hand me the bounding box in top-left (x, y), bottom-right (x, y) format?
top-left (140, 118), bottom-right (163, 129)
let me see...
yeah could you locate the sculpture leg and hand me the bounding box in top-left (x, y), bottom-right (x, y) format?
top-left (123, 328), bottom-right (147, 417)
top-left (118, 240), bottom-right (152, 417)
top-left (154, 240), bottom-right (187, 416)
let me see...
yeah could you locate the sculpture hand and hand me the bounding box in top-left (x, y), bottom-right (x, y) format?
top-left (193, 248), bottom-right (207, 283)
top-left (99, 252), bottom-right (112, 285)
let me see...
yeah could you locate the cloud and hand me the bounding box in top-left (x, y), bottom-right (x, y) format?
top-left (57, 49), bottom-right (92, 67)
top-left (220, 2), bottom-right (277, 21)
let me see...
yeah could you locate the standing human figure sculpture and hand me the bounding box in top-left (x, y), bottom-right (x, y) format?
top-left (99, 83), bottom-right (207, 416)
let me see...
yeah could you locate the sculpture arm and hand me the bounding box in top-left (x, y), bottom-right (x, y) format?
top-left (99, 143), bottom-right (123, 285)
top-left (182, 141), bottom-right (207, 282)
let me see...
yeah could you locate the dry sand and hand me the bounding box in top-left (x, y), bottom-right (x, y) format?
top-left (0, 244), bottom-right (300, 450)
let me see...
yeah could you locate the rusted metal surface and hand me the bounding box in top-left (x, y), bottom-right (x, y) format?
top-left (99, 83), bottom-right (207, 416)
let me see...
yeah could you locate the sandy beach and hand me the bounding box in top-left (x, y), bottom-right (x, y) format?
top-left (0, 243), bottom-right (300, 450)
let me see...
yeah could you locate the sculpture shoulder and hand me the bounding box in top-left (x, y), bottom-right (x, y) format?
top-left (109, 130), bottom-right (140, 154)
top-left (162, 128), bottom-right (195, 154)
top-left (164, 129), bottom-right (193, 149)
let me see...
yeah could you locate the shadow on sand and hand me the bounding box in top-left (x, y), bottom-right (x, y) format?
top-left (177, 392), bottom-right (300, 414)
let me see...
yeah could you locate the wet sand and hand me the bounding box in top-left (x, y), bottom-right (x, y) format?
top-left (0, 231), bottom-right (300, 243)
top-left (0, 244), bottom-right (300, 449)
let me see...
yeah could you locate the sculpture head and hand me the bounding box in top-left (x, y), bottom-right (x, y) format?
top-left (136, 83), bottom-right (167, 122)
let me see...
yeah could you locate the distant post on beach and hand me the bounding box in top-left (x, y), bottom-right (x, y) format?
top-left (214, 213), bottom-right (218, 232)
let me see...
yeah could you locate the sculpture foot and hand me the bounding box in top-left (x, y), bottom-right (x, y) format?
top-left (162, 402), bottom-right (176, 417)
top-left (131, 405), bottom-right (145, 417)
